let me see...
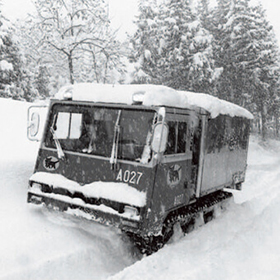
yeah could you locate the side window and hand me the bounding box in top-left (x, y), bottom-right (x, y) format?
top-left (178, 122), bottom-right (187, 153)
top-left (54, 112), bottom-right (82, 139)
top-left (166, 121), bottom-right (177, 154)
top-left (207, 116), bottom-right (224, 153)
top-left (165, 121), bottom-right (187, 155)
top-left (54, 112), bottom-right (69, 139)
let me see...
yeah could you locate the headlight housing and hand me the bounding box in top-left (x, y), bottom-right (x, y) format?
top-left (124, 205), bottom-right (139, 218)
top-left (30, 182), bottom-right (42, 191)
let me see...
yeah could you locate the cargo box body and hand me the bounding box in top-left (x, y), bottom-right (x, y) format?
top-left (27, 83), bottom-right (252, 242)
top-left (198, 114), bottom-right (250, 197)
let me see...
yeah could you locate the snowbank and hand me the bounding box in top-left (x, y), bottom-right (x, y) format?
top-left (55, 83), bottom-right (253, 120)
top-left (0, 94), bottom-right (139, 279)
top-left (0, 98), bottom-right (40, 162)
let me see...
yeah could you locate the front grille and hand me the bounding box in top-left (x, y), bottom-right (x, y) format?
top-left (37, 183), bottom-right (140, 215)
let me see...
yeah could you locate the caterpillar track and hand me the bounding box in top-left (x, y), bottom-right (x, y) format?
top-left (128, 190), bottom-right (233, 255)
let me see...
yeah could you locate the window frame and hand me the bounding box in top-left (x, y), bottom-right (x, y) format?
top-left (44, 102), bottom-right (157, 162)
top-left (164, 114), bottom-right (189, 156)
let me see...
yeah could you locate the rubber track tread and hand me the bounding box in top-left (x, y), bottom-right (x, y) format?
top-left (129, 190), bottom-right (233, 255)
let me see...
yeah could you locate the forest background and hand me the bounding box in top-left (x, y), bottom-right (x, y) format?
top-left (0, 0), bottom-right (279, 139)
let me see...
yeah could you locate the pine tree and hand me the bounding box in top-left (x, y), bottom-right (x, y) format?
top-left (157, 0), bottom-right (198, 89)
top-left (211, 0), bottom-right (237, 100)
top-left (245, 4), bottom-right (280, 139)
top-left (34, 66), bottom-right (50, 98)
top-left (129, 0), bottom-right (160, 84)
top-left (211, 0), bottom-right (280, 138)
top-left (0, 10), bottom-right (23, 99)
top-left (196, 0), bottom-right (212, 30)
top-left (130, 0), bottom-right (216, 92)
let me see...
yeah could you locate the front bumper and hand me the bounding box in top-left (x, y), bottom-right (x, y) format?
top-left (27, 191), bottom-right (142, 234)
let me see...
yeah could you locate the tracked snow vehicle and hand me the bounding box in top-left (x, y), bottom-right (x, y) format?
top-left (27, 83), bottom-right (252, 253)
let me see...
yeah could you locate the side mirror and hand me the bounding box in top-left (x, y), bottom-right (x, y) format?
top-left (151, 122), bottom-right (168, 153)
top-left (27, 104), bottom-right (48, 141)
top-left (28, 112), bottom-right (40, 137)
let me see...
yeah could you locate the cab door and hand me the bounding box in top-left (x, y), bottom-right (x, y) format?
top-left (150, 115), bottom-right (194, 219)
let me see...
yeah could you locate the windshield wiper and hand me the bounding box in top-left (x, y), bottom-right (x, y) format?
top-left (110, 110), bottom-right (121, 169)
top-left (50, 127), bottom-right (66, 160)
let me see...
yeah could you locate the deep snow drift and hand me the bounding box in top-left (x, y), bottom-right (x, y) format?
top-left (0, 98), bottom-right (140, 280)
top-left (0, 97), bottom-right (280, 280)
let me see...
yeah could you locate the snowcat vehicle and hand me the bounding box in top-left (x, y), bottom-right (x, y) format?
top-left (27, 83), bottom-right (253, 254)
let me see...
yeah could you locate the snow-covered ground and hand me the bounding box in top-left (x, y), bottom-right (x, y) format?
top-left (0, 97), bottom-right (280, 280)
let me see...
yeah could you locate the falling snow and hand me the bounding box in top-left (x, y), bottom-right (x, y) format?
top-left (0, 97), bottom-right (279, 280)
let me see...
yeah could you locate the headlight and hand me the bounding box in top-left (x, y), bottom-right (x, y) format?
top-left (31, 182), bottom-right (42, 191)
top-left (124, 205), bottom-right (139, 218)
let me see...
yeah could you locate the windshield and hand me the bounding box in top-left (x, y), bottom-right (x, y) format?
top-left (45, 104), bottom-right (155, 163)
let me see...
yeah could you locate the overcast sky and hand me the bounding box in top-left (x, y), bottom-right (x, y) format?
top-left (1, 0), bottom-right (280, 41)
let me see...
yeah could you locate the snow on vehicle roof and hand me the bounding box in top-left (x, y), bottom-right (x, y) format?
top-left (178, 91), bottom-right (254, 119)
top-left (55, 83), bottom-right (253, 119)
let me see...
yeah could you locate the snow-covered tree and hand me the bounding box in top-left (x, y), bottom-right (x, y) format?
top-left (0, 9), bottom-right (23, 99)
top-left (33, 66), bottom-right (50, 98)
top-left (248, 5), bottom-right (280, 139)
top-left (129, 0), bottom-right (160, 84)
top-left (130, 0), bottom-right (216, 92)
top-left (211, 0), bottom-right (280, 138)
top-left (75, 29), bottom-right (127, 84)
top-left (20, 0), bottom-right (125, 86)
top-left (16, 16), bottom-right (69, 96)
top-left (196, 0), bottom-right (212, 30)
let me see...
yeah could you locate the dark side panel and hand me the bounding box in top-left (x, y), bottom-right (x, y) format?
top-left (148, 156), bottom-right (193, 228)
top-left (143, 112), bottom-right (195, 230)
top-left (200, 115), bottom-right (250, 195)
